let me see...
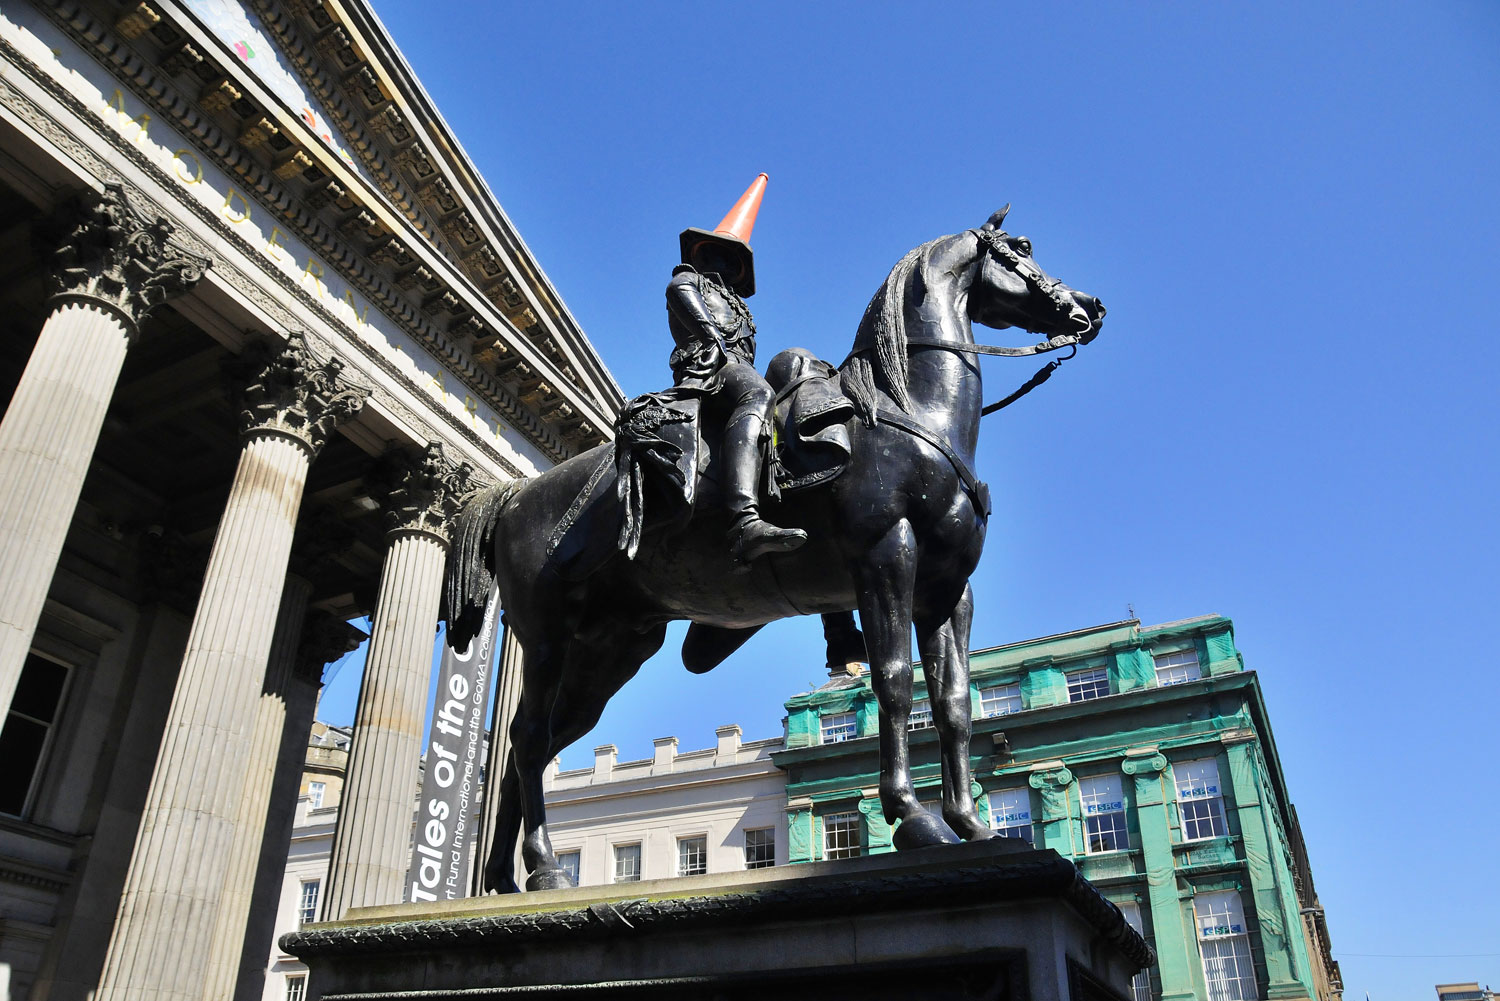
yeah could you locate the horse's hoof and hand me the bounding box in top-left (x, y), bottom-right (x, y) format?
top-left (892, 811), bottom-right (962, 850)
top-left (953, 818), bottom-right (998, 842)
top-left (526, 867), bottom-right (574, 891)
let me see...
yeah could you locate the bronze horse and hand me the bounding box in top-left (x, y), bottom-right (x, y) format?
top-left (445, 208), bottom-right (1104, 892)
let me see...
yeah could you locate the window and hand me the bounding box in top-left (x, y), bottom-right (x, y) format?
top-left (1080, 774), bottom-right (1128, 853)
top-left (744, 827), bottom-right (775, 869)
top-left (820, 711), bottom-right (857, 744)
top-left (1067, 667), bottom-right (1110, 702)
top-left (1194, 891), bottom-right (1257, 1001)
top-left (978, 683), bottom-right (1021, 718)
top-left (613, 843), bottom-right (641, 883)
top-left (822, 812), bottom-right (861, 859)
top-left (987, 788), bottom-right (1033, 843)
top-left (908, 699), bottom-right (933, 730)
top-left (1175, 758), bottom-right (1228, 841)
top-left (677, 836), bottom-right (707, 876)
top-left (1154, 648), bottom-right (1202, 686)
top-left (558, 850), bottom-right (580, 884)
top-left (285, 975), bottom-right (307, 1001)
top-left (297, 879), bottom-right (320, 925)
top-left (307, 780), bottom-right (325, 810)
top-left (1118, 901), bottom-right (1154, 1001)
top-left (0, 653), bottom-right (71, 817)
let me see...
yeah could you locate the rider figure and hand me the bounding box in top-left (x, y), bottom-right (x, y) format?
top-left (669, 174), bottom-right (807, 567)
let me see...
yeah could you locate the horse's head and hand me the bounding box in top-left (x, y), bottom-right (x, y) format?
top-left (968, 206), bottom-right (1105, 345)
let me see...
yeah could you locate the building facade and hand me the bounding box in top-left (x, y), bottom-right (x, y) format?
top-left (0, 1), bottom-right (618, 997)
top-left (541, 725), bottom-right (787, 888)
top-left (779, 615), bottom-right (1341, 1001)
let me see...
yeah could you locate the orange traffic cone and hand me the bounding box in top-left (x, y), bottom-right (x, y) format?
top-left (713, 172), bottom-right (768, 245)
top-left (679, 173), bottom-right (768, 297)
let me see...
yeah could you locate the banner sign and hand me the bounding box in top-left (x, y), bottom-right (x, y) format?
top-left (408, 585), bottom-right (500, 902)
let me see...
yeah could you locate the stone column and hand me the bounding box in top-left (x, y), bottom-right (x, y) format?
top-left (0, 183), bottom-right (207, 720)
top-left (233, 611), bottom-right (365, 1001)
top-left (198, 574), bottom-right (312, 1000)
top-left (95, 332), bottom-right (365, 1001)
top-left (322, 443), bottom-right (472, 919)
top-left (1027, 763), bottom-right (1075, 855)
top-left (470, 629), bottom-right (524, 895)
top-left (1224, 736), bottom-right (1310, 999)
top-left (1121, 750), bottom-right (1195, 1001)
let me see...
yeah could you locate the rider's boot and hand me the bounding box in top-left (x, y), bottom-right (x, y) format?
top-left (724, 413), bottom-right (806, 569)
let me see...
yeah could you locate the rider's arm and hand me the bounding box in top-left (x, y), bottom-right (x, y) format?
top-left (665, 271), bottom-right (722, 344)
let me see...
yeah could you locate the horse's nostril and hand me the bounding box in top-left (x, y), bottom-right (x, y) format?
top-left (1094, 299), bottom-right (1106, 318)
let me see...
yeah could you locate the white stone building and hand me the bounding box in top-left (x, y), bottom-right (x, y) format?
top-left (540, 725), bottom-right (788, 887)
top-left (0, 0), bottom-right (619, 996)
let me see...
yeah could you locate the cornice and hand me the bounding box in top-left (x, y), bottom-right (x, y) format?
top-left (36, 0), bottom-right (608, 461)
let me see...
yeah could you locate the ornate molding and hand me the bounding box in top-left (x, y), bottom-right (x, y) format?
top-left (371, 441), bottom-right (473, 544)
top-left (231, 330), bottom-right (369, 455)
top-left (1029, 765), bottom-right (1074, 791)
top-left (1121, 752), bottom-right (1168, 777)
top-left (296, 610), bottom-right (367, 685)
top-left (44, 181), bottom-right (210, 335)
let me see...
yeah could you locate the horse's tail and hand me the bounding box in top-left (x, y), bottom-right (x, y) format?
top-left (444, 478), bottom-right (524, 650)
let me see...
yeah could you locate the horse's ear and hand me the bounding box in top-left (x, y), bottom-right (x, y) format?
top-left (981, 204), bottom-right (1010, 232)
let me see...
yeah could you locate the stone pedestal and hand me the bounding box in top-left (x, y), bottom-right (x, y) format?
top-left (287, 840), bottom-right (1150, 1001)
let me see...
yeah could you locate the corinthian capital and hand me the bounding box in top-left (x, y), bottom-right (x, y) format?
top-left (231, 331), bottom-right (369, 455)
top-left (371, 441), bottom-right (475, 544)
top-left (46, 182), bottom-right (210, 334)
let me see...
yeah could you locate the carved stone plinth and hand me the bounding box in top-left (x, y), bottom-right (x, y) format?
top-left (95, 333), bottom-right (364, 1001)
top-left (322, 442), bottom-right (472, 919)
top-left (289, 841), bottom-right (1151, 1001)
top-left (0, 183), bottom-right (207, 722)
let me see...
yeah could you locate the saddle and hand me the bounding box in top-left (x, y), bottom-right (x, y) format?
top-left (545, 351), bottom-right (855, 582)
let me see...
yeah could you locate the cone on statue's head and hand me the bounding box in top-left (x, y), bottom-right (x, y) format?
top-left (679, 173), bottom-right (766, 297)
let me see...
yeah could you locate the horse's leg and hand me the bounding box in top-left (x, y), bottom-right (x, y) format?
top-left (516, 622), bottom-right (668, 890)
top-left (915, 581), bottom-right (992, 841)
top-left (482, 749), bottom-right (524, 893)
top-left (852, 520), bottom-right (957, 850)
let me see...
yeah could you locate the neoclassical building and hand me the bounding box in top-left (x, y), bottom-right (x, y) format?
top-left (0, 1), bottom-right (619, 998)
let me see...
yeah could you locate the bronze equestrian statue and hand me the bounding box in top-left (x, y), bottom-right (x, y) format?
top-left (445, 185), bottom-right (1104, 893)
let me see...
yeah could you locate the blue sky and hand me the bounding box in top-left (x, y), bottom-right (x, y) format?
top-left (316, 2), bottom-right (1500, 996)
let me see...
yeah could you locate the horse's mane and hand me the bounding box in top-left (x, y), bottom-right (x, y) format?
top-left (839, 236), bottom-right (948, 425)
top-left (444, 477), bottom-right (525, 649)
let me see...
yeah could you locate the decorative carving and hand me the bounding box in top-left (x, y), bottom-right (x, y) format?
top-left (295, 610), bottom-right (367, 684)
top-left (158, 42), bottom-right (204, 77)
top-left (238, 116), bottom-right (279, 150)
top-left (199, 77), bottom-right (242, 114)
top-left (1120, 752), bottom-right (1168, 777)
top-left (44, 182), bottom-right (210, 335)
top-left (371, 441), bottom-right (474, 543)
top-left (231, 330), bottom-right (369, 454)
top-left (114, 3), bottom-right (161, 39)
top-left (273, 149), bottom-right (315, 181)
top-left (1029, 765), bottom-right (1074, 791)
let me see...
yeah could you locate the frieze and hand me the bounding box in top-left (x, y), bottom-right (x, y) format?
top-left (0, 23), bottom-right (561, 474)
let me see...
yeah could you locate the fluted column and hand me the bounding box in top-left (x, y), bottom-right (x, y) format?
top-left (197, 574), bottom-right (311, 999)
top-left (470, 629), bottom-right (524, 894)
top-left (96, 332), bottom-right (366, 1001)
top-left (323, 443), bottom-right (472, 919)
top-left (233, 611), bottom-right (365, 1001)
top-left (0, 183), bottom-right (208, 720)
